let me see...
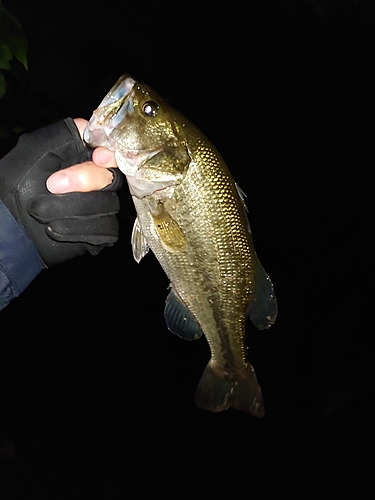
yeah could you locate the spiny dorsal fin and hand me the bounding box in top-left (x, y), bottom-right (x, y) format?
top-left (247, 256), bottom-right (278, 330)
top-left (235, 183), bottom-right (252, 234)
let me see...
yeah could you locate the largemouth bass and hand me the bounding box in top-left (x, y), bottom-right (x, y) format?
top-left (84, 75), bottom-right (277, 417)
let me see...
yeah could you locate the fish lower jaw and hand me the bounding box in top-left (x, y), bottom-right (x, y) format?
top-left (126, 175), bottom-right (176, 198)
top-left (115, 148), bottom-right (162, 175)
top-left (84, 123), bottom-right (109, 147)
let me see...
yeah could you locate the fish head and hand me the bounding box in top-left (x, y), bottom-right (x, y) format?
top-left (84, 75), bottom-right (185, 183)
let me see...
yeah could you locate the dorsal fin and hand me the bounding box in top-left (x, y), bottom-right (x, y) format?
top-left (235, 183), bottom-right (252, 233)
top-left (247, 256), bottom-right (278, 330)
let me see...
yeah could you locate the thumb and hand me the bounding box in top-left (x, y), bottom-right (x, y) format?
top-left (47, 162), bottom-right (114, 194)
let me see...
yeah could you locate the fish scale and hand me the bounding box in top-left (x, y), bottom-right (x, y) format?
top-left (85, 75), bottom-right (277, 416)
top-left (134, 131), bottom-right (254, 372)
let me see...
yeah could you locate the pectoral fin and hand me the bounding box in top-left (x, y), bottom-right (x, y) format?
top-left (164, 288), bottom-right (203, 341)
top-left (151, 204), bottom-right (186, 252)
top-left (246, 256), bottom-right (278, 330)
top-left (131, 217), bottom-right (149, 263)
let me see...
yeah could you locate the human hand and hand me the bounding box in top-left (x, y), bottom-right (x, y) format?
top-left (46, 118), bottom-right (117, 193)
top-left (0, 118), bottom-right (123, 267)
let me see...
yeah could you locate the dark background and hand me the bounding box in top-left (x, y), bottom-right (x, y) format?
top-left (1, 1), bottom-right (374, 498)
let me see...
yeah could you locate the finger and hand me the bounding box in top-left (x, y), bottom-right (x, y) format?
top-left (47, 162), bottom-right (114, 194)
top-left (73, 118), bottom-right (117, 169)
top-left (72, 120), bottom-right (117, 169)
top-left (92, 147), bottom-right (118, 169)
top-left (73, 118), bottom-right (88, 139)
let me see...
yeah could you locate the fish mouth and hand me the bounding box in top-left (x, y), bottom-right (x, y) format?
top-left (83, 75), bottom-right (136, 146)
top-left (84, 74), bottom-right (177, 196)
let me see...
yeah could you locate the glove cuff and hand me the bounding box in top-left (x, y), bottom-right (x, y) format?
top-left (103, 168), bottom-right (123, 191)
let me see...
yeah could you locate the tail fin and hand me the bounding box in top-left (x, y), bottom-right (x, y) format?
top-left (195, 360), bottom-right (265, 418)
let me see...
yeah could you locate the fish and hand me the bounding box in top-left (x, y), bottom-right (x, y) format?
top-left (84, 75), bottom-right (277, 417)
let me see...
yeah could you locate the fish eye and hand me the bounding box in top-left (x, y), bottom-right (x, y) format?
top-left (142, 100), bottom-right (159, 117)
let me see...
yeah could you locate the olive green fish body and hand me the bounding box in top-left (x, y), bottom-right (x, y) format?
top-left (85, 76), bottom-right (277, 416)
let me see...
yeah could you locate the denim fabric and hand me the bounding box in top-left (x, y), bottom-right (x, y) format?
top-left (0, 199), bottom-right (42, 311)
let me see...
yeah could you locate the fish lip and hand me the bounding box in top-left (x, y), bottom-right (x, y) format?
top-left (97, 74), bottom-right (136, 110)
top-left (84, 75), bottom-right (136, 146)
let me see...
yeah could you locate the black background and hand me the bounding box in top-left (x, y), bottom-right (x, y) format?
top-left (1, 1), bottom-right (374, 498)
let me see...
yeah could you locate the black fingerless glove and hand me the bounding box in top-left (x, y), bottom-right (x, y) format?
top-left (0, 118), bottom-right (123, 267)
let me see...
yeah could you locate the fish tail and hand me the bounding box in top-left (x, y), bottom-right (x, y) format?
top-left (195, 360), bottom-right (265, 418)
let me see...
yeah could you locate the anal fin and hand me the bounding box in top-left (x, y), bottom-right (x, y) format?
top-left (164, 288), bottom-right (203, 341)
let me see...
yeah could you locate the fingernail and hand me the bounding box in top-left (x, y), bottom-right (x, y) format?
top-left (47, 172), bottom-right (70, 193)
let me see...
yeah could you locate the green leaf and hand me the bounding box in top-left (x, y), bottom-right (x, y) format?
top-left (0, 71), bottom-right (5, 99)
top-left (0, 5), bottom-right (28, 70)
top-left (0, 41), bottom-right (12, 70)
